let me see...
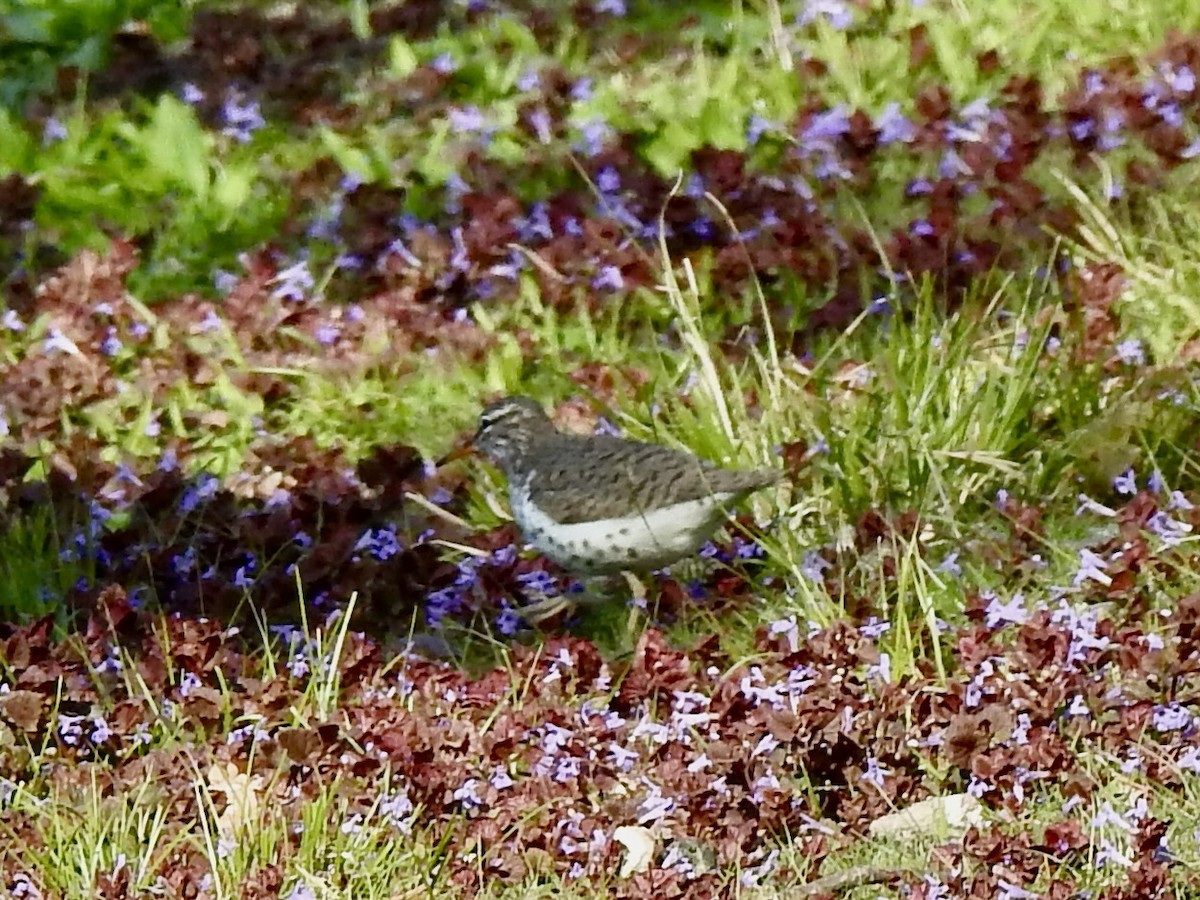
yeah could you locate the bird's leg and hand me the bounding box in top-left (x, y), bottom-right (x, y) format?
top-left (515, 592), bottom-right (573, 624)
top-left (516, 573), bottom-right (631, 624)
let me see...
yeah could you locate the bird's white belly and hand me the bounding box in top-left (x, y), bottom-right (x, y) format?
top-left (510, 484), bottom-right (735, 573)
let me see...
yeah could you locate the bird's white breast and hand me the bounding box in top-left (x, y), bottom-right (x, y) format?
top-left (509, 481), bottom-right (735, 573)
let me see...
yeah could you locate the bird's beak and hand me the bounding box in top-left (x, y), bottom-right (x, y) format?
top-left (435, 441), bottom-right (476, 467)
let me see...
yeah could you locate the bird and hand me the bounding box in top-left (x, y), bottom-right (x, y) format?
top-left (447, 396), bottom-right (778, 608)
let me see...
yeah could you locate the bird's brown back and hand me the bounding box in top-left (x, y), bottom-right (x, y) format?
top-left (520, 433), bottom-right (778, 524)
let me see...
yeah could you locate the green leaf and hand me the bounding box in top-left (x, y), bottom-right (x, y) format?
top-left (210, 162), bottom-right (255, 222)
top-left (2, 10), bottom-right (57, 43)
top-left (317, 127), bottom-right (372, 180)
top-left (388, 36), bottom-right (418, 79)
top-left (642, 120), bottom-right (694, 175)
top-left (348, 0), bottom-right (371, 40)
top-left (698, 98), bottom-right (745, 149)
top-left (0, 110), bottom-right (35, 170)
top-left (141, 96), bottom-right (211, 199)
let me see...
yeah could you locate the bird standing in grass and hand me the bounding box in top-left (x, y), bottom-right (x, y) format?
top-left (444, 396), bottom-right (778, 617)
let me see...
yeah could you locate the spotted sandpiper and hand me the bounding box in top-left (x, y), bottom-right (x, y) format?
top-left (444, 396), bottom-right (778, 616)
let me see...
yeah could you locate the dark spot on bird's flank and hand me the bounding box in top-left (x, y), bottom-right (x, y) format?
top-left (618, 527), bottom-right (630, 536)
top-left (626, 548), bottom-right (638, 559)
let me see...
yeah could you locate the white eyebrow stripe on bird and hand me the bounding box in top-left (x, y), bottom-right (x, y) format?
top-left (478, 407), bottom-right (519, 427)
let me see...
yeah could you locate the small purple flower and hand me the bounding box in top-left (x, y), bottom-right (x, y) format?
top-left (1076, 493), bottom-right (1117, 517)
top-left (517, 68), bottom-right (541, 91)
top-left (570, 77), bottom-right (593, 102)
top-left (488, 766), bottom-right (514, 790)
top-left (1069, 118), bottom-right (1095, 141)
top-left (635, 785), bottom-right (675, 824)
top-left (1178, 745), bottom-right (1200, 772)
top-left (1092, 802), bottom-right (1134, 832)
top-left (100, 328), bottom-right (122, 357)
top-left (1161, 62), bottom-right (1196, 94)
top-left (1011, 713), bottom-right (1031, 746)
top-left (221, 92), bottom-right (265, 143)
top-left (495, 605), bottom-right (523, 635)
top-left (751, 734), bottom-right (780, 757)
top-left (1083, 71), bottom-right (1106, 98)
top-left (528, 108), bottom-right (553, 143)
top-left (732, 536), bottom-right (764, 559)
top-left (1153, 703), bottom-right (1193, 732)
top-left (181, 83), bottom-right (205, 104)
top-left (592, 416), bottom-right (621, 438)
top-left (1065, 693), bottom-right (1090, 718)
top-left (179, 473), bottom-right (220, 512)
top-left (233, 556), bottom-right (256, 588)
top-left (906, 178), bottom-right (933, 197)
top-left (171, 547), bottom-right (194, 573)
top-left (802, 106), bottom-right (850, 144)
top-left (608, 743), bottom-right (638, 771)
top-left (768, 616), bottom-right (800, 652)
top-left (179, 671), bottom-right (201, 698)
top-left (1114, 338), bottom-right (1145, 366)
top-left (861, 755), bottom-right (891, 788)
top-left (448, 105), bottom-right (487, 134)
top-left (1168, 490), bottom-right (1194, 512)
top-left (996, 880), bottom-right (1038, 900)
top-left (937, 551), bottom-right (962, 576)
top-left (1147, 510), bottom-right (1192, 546)
top-left (575, 118), bottom-right (613, 156)
top-left (751, 770), bottom-right (781, 801)
top-left (739, 849), bottom-right (780, 888)
top-left (939, 148), bottom-right (971, 178)
top-left (746, 115), bottom-right (776, 145)
top-left (386, 238), bottom-right (422, 267)
top-left (798, 0), bottom-right (854, 29)
top-left (43, 328), bottom-right (81, 357)
top-left (869, 652), bottom-right (892, 683)
top-left (315, 323), bottom-right (340, 346)
top-left (966, 774), bottom-right (990, 798)
top-left (984, 592), bottom-right (1029, 629)
top-left (272, 260), bottom-right (314, 302)
top-left (430, 53), bottom-right (457, 74)
top-left (1073, 548), bottom-right (1111, 586)
top-left (91, 716), bottom-right (113, 743)
top-left (800, 550), bottom-right (831, 582)
top-left (592, 265), bottom-right (624, 292)
top-left (353, 525), bottom-right (403, 561)
top-left (596, 166), bottom-right (621, 194)
top-left (1148, 469), bottom-right (1166, 494)
top-left (1158, 102), bottom-right (1184, 127)
top-left (554, 756), bottom-right (582, 782)
top-left (595, 0), bottom-right (626, 13)
top-left (42, 117), bottom-right (68, 145)
top-left (453, 778), bottom-right (484, 810)
top-left (860, 616), bottom-right (890, 639)
top-left (57, 714), bottom-right (85, 746)
top-left (288, 648), bottom-right (310, 679)
top-left (1113, 467), bottom-right (1138, 495)
top-left (690, 217), bottom-right (715, 239)
top-left (875, 102), bottom-right (916, 144)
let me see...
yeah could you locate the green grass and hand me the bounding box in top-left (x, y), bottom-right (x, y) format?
top-left (4, 0), bottom-right (1200, 895)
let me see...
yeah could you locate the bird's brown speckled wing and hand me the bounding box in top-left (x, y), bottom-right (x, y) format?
top-left (523, 435), bottom-right (778, 525)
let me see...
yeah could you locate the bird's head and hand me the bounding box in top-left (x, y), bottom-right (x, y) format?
top-left (438, 395), bottom-right (555, 473)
